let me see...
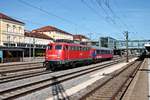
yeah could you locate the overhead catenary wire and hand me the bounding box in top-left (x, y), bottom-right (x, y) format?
top-left (81, 0), bottom-right (123, 33)
top-left (81, 0), bottom-right (124, 39)
top-left (95, 0), bottom-right (129, 31)
top-left (95, 0), bottom-right (147, 41)
top-left (17, 0), bottom-right (94, 34)
top-left (112, 0), bottom-right (146, 40)
top-left (18, 0), bottom-right (76, 26)
top-left (102, 0), bottom-right (129, 30)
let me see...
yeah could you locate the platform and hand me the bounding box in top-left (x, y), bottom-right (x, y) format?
top-left (120, 58), bottom-right (149, 100)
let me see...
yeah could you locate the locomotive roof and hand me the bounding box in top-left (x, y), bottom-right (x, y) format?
top-left (49, 42), bottom-right (90, 47)
top-left (48, 42), bottom-right (113, 50)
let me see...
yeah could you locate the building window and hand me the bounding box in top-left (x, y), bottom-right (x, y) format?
top-left (19, 27), bottom-right (22, 33)
top-left (6, 24), bottom-right (10, 32)
top-left (13, 25), bottom-right (16, 33)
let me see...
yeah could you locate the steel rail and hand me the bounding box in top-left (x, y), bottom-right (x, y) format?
top-left (0, 57), bottom-right (126, 84)
top-left (80, 57), bottom-right (144, 100)
top-left (0, 58), bottom-right (126, 100)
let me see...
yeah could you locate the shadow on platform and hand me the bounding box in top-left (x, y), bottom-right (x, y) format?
top-left (51, 76), bottom-right (70, 100)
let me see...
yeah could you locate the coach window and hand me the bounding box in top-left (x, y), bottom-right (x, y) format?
top-left (97, 50), bottom-right (99, 54)
top-left (68, 46), bottom-right (71, 50)
top-left (76, 46), bottom-right (78, 51)
top-left (72, 46), bottom-right (74, 50)
top-left (101, 50), bottom-right (103, 54)
top-left (82, 47), bottom-right (84, 51)
top-left (79, 47), bottom-right (82, 51)
top-left (73, 46), bottom-right (75, 50)
top-left (55, 45), bottom-right (62, 50)
top-left (105, 50), bottom-right (107, 54)
top-left (102, 50), bottom-right (104, 54)
top-left (85, 47), bottom-right (87, 51)
top-left (75, 46), bottom-right (77, 51)
top-left (69, 46), bottom-right (72, 50)
top-left (77, 46), bottom-right (79, 51)
top-left (83, 47), bottom-right (85, 51)
top-left (99, 50), bottom-right (101, 54)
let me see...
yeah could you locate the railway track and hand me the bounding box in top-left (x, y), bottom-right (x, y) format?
top-left (0, 56), bottom-right (122, 76)
top-left (0, 62), bottom-right (45, 76)
top-left (80, 57), bottom-right (145, 100)
top-left (0, 57), bottom-right (129, 100)
top-left (0, 57), bottom-right (125, 84)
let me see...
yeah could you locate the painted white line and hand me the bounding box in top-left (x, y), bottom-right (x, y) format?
top-left (46, 58), bottom-right (137, 100)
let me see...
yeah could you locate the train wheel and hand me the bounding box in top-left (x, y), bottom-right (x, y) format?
top-left (72, 63), bottom-right (76, 68)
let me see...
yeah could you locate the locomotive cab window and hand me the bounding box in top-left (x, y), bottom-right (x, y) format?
top-left (55, 45), bottom-right (62, 50)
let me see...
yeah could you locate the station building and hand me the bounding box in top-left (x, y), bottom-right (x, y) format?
top-left (0, 13), bottom-right (54, 62)
top-left (32, 26), bottom-right (73, 41)
top-left (0, 13), bottom-right (25, 62)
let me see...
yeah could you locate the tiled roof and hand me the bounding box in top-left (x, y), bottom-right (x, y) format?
top-left (25, 30), bottom-right (53, 40)
top-left (73, 34), bottom-right (90, 40)
top-left (0, 12), bottom-right (25, 24)
top-left (32, 26), bottom-right (73, 36)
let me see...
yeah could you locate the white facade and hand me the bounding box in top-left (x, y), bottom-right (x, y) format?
top-left (24, 36), bottom-right (53, 45)
top-left (38, 31), bottom-right (73, 40)
top-left (0, 19), bottom-right (25, 46)
top-left (82, 38), bottom-right (90, 42)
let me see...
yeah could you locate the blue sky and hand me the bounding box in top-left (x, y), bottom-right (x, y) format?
top-left (0, 0), bottom-right (150, 40)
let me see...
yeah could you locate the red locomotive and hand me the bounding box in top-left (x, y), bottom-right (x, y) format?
top-left (45, 42), bottom-right (113, 71)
